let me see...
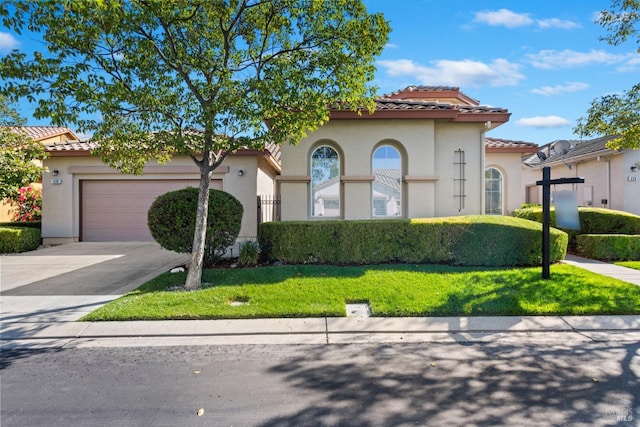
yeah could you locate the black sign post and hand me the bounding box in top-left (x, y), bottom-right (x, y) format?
top-left (536, 166), bottom-right (585, 279)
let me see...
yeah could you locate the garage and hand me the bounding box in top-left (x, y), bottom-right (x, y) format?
top-left (81, 180), bottom-right (221, 241)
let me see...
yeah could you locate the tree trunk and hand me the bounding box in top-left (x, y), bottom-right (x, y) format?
top-left (184, 158), bottom-right (213, 291)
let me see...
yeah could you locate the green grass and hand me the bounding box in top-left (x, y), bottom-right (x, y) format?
top-left (82, 263), bottom-right (640, 321)
top-left (616, 261), bottom-right (640, 271)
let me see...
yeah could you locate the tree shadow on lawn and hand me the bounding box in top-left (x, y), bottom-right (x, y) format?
top-left (258, 341), bottom-right (640, 426)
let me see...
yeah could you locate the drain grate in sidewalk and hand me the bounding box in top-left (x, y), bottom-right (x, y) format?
top-left (346, 303), bottom-right (371, 318)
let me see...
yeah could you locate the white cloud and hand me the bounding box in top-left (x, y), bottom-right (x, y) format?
top-left (616, 55), bottom-right (640, 72)
top-left (517, 116), bottom-right (572, 128)
top-left (385, 43), bottom-right (399, 49)
top-left (377, 58), bottom-right (525, 88)
top-left (536, 18), bottom-right (580, 29)
top-left (525, 49), bottom-right (626, 69)
top-left (473, 9), bottom-right (579, 30)
top-left (474, 9), bottom-right (533, 28)
top-left (530, 82), bottom-right (589, 96)
top-left (0, 32), bottom-right (20, 52)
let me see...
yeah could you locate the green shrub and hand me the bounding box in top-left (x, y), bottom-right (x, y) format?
top-left (0, 221), bottom-right (41, 229)
top-left (576, 234), bottom-right (640, 261)
top-left (259, 216), bottom-right (568, 267)
top-left (513, 207), bottom-right (640, 235)
top-left (238, 240), bottom-right (261, 266)
top-left (147, 187), bottom-right (243, 266)
top-left (0, 226), bottom-right (41, 253)
top-left (513, 207), bottom-right (640, 253)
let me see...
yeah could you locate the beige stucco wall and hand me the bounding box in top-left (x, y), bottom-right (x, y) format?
top-left (486, 152), bottom-right (525, 215)
top-left (42, 154), bottom-right (271, 245)
top-left (279, 119), bottom-right (486, 220)
top-left (521, 149), bottom-right (640, 216)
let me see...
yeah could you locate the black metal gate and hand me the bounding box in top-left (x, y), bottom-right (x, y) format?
top-left (257, 195), bottom-right (281, 229)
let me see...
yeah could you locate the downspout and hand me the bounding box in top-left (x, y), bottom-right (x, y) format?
top-left (606, 159), bottom-right (611, 209)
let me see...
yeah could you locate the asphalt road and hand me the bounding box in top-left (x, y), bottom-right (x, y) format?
top-left (1, 341), bottom-right (638, 427)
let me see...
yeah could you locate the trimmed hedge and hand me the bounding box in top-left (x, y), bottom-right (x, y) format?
top-left (0, 221), bottom-right (41, 230)
top-left (576, 234), bottom-right (640, 261)
top-left (513, 207), bottom-right (640, 235)
top-left (0, 226), bottom-right (41, 253)
top-left (259, 215), bottom-right (568, 267)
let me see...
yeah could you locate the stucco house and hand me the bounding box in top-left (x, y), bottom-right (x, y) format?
top-left (485, 137), bottom-right (538, 215)
top-left (522, 135), bottom-right (640, 216)
top-left (1, 126), bottom-right (79, 222)
top-left (277, 86), bottom-right (517, 221)
top-left (37, 86), bottom-right (548, 246)
top-left (41, 140), bottom-right (280, 247)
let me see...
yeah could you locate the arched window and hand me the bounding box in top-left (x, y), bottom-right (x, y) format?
top-left (485, 167), bottom-right (503, 215)
top-left (311, 146), bottom-right (340, 217)
top-left (372, 145), bottom-right (402, 217)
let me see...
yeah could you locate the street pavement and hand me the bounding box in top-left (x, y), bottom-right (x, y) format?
top-left (1, 243), bottom-right (639, 349)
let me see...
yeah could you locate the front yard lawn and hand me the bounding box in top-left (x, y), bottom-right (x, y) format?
top-left (616, 261), bottom-right (640, 271)
top-left (82, 263), bottom-right (640, 321)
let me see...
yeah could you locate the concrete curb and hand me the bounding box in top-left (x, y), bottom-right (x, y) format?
top-left (2, 315), bottom-right (639, 348)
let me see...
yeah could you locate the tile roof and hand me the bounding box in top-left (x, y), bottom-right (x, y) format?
top-left (373, 168), bottom-right (402, 192)
top-left (11, 126), bottom-right (78, 141)
top-left (46, 141), bottom-right (99, 151)
top-left (522, 135), bottom-right (621, 167)
top-left (383, 85), bottom-right (461, 96)
top-left (44, 134), bottom-right (281, 162)
top-left (485, 137), bottom-right (538, 151)
top-left (352, 98), bottom-right (508, 114)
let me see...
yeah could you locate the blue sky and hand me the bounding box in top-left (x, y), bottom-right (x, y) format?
top-left (365, 0), bottom-right (639, 144)
top-left (1, 1), bottom-right (637, 145)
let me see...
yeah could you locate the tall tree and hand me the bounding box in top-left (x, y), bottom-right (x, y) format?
top-left (574, 0), bottom-right (639, 149)
top-left (0, 0), bottom-right (390, 289)
top-left (0, 95), bottom-right (47, 200)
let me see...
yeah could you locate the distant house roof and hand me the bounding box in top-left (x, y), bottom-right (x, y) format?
top-left (522, 135), bottom-right (621, 168)
top-left (373, 168), bottom-right (401, 192)
top-left (330, 86), bottom-right (510, 125)
top-left (485, 137), bottom-right (538, 154)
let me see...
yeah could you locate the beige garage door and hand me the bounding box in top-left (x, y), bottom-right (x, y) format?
top-left (81, 180), bottom-right (221, 241)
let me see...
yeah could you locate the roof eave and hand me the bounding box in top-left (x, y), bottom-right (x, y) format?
top-left (329, 109), bottom-right (510, 123)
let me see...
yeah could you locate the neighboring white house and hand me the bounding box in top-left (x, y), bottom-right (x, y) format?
top-left (277, 85), bottom-right (513, 220)
top-left (522, 135), bottom-right (640, 216)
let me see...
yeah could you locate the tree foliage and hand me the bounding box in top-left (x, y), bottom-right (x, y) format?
top-left (574, 0), bottom-right (640, 149)
top-left (0, 0), bottom-right (390, 289)
top-left (0, 96), bottom-right (47, 200)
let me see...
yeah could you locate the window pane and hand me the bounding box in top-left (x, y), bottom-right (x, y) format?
top-left (311, 146), bottom-right (340, 217)
top-left (485, 167), bottom-right (502, 215)
top-left (372, 146), bottom-right (402, 217)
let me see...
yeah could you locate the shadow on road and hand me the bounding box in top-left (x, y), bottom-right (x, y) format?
top-left (259, 341), bottom-right (639, 426)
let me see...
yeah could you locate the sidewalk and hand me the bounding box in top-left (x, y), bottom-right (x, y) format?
top-left (2, 253), bottom-right (640, 349)
top-left (563, 254), bottom-right (640, 285)
top-left (2, 315), bottom-right (640, 349)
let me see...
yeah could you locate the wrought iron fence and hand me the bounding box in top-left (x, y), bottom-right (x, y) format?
top-left (257, 195), bottom-right (281, 228)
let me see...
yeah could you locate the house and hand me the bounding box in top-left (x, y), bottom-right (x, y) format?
top-left (38, 85), bottom-right (545, 247)
top-left (1, 126), bottom-right (79, 222)
top-left (522, 135), bottom-right (640, 216)
top-left (485, 137), bottom-right (538, 215)
top-left (41, 140), bottom-right (280, 247)
top-left (277, 86), bottom-right (515, 221)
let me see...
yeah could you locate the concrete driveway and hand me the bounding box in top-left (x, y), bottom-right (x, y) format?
top-left (0, 242), bottom-right (189, 322)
